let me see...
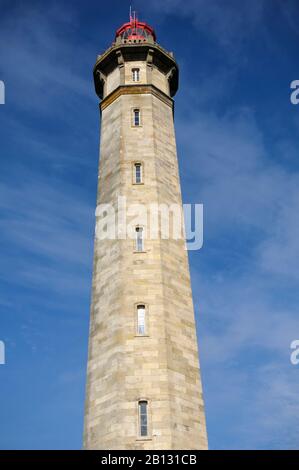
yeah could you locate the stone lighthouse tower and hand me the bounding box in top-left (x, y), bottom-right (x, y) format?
top-left (84, 13), bottom-right (208, 450)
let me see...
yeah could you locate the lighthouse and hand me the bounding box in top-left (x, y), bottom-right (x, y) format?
top-left (83, 13), bottom-right (208, 450)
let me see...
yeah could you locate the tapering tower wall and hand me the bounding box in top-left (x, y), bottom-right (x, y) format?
top-left (83, 20), bottom-right (208, 450)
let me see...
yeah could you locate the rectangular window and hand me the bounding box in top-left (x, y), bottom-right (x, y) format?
top-left (137, 305), bottom-right (146, 335)
top-left (132, 68), bottom-right (140, 82)
top-left (136, 227), bottom-right (144, 252)
top-left (139, 401), bottom-right (148, 437)
top-left (133, 109), bottom-right (140, 126)
top-left (134, 163), bottom-right (142, 184)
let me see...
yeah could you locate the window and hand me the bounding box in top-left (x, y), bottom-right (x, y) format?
top-left (132, 68), bottom-right (140, 82)
top-left (139, 401), bottom-right (148, 437)
top-left (137, 304), bottom-right (146, 335)
top-left (133, 108), bottom-right (140, 126)
top-left (134, 163), bottom-right (142, 184)
top-left (135, 226), bottom-right (144, 252)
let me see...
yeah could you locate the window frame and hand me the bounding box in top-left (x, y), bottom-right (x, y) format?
top-left (132, 108), bottom-right (141, 127)
top-left (132, 68), bottom-right (140, 82)
top-left (135, 226), bottom-right (145, 252)
top-left (137, 399), bottom-right (151, 439)
top-left (135, 303), bottom-right (148, 336)
top-left (133, 162), bottom-right (143, 185)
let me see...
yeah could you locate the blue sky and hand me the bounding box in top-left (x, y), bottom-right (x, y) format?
top-left (1, 0), bottom-right (299, 450)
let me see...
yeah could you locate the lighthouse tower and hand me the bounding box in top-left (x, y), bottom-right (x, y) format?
top-left (83, 13), bottom-right (208, 450)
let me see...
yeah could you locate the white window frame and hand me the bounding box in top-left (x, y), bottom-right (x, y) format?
top-left (135, 226), bottom-right (144, 252)
top-left (136, 304), bottom-right (146, 336)
top-left (132, 68), bottom-right (140, 82)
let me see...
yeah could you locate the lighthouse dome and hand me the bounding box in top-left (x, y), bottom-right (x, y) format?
top-left (115, 12), bottom-right (156, 43)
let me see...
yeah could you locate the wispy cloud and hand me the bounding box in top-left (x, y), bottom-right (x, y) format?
top-left (138, 0), bottom-right (266, 50)
top-left (0, 2), bottom-right (94, 113)
top-left (179, 104), bottom-right (299, 448)
top-left (0, 170), bottom-right (94, 294)
top-left (1, 0), bottom-right (299, 451)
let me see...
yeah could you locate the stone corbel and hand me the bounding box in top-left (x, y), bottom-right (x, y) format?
top-left (95, 70), bottom-right (107, 98)
top-left (146, 49), bottom-right (154, 84)
top-left (166, 66), bottom-right (176, 96)
top-left (166, 66), bottom-right (176, 81)
top-left (116, 50), bottom-right (124, 67)
top-left (116, 50), bottom-right (125, 85)
top-left (146, 49), bottom-right (154, 66)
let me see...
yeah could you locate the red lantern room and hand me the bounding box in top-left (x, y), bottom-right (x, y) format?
top-left (115, 11), bottom-right (156, 43)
